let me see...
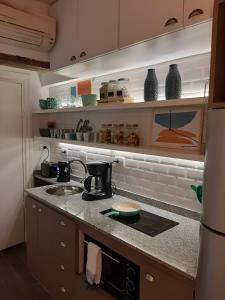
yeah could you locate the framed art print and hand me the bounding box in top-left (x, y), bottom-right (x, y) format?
top-left (151, 107), bottom-right (203, 150)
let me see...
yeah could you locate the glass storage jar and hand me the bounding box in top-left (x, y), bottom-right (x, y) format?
top-left (100, 124), bottom-right (112, 143)
top-left (125, 124), bottom-right (140, 146)
top-left (100, 82), bottom-right (108, 100)
top-left (107, 80), bottom-right (118, 98)
top-left (113, 124), bottom-right (125, 145)
top-left (117, 78), bottom-right (130, 98)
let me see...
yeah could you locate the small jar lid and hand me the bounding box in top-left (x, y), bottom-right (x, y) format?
top-left (109, 80), bottom-right (117, 83)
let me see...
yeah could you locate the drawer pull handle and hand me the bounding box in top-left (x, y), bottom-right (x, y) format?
top-left (164, 17), bottom-right (178, 27)
top-left (70, 55), bottom-right (77, 62)
top-left (60, 265), bottom-right (65, 271)
top-left (32, 204), bottom-right (36, 209)
top-left (188, 8), bottom-right (204, 19)
top-left (60, 241), bottom-right (66, 248)
top-left (38, 208), bottom-right (42, 213)
top-left (145, 273), bottom-right (155, 283)
top-left (60, 287), bottom-right (66, 293)
top-left (59, 220), bottom-right (66, 226)
top-left (80, 51), bottom-right (87, 58)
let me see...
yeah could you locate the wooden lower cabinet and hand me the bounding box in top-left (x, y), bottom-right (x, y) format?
top-left (25, 197), bottom-right (76, 299)
top-left (140, 261), bottom-right (194, 300)
top-left (26, 197), bottom-right (194, 300)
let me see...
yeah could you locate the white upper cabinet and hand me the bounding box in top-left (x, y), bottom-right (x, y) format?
top-left (77, 0), bottom-right (119, 62)
top-left (184, 0), bottom-right (214, 27)
top-left (119, 0), bottom-right (183, 48)
top-left (49, 0), bottom-right (78, 70)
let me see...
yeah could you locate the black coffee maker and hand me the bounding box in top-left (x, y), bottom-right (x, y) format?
top-left (82, 161), bottom-right (115, 201)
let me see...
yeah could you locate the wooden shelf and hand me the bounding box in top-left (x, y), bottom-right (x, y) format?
top-left (34, 136), bottom-right (205, 162)
top-left (32, 97), bottom-right (208, 114)
top-left (209, 102), bottom-right (225, 109)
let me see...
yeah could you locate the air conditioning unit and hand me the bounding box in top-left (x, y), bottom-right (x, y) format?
top-left (0, 4), bottom-right (56, 52)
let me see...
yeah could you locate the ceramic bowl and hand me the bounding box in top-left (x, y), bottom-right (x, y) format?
top-left (39, 99), bottom-right (48, 110)
top-left (81, 94), bottom-right (97, 107)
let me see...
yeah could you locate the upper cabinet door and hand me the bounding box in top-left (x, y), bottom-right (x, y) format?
top-left (49, 0), bottom-right (78, 70)
top-left (119, 0), bottom-right (183, 48)
top-left (184, 0), bottom-right (214, 27)
top-left (77, 0), bottom-right (119, 61)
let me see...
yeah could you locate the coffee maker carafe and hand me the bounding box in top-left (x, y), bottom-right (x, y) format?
top-left (82, 161), bottom-right (114, 201)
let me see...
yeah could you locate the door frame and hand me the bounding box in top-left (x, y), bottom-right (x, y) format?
top-left (0, 67), bottom-right (32, 197)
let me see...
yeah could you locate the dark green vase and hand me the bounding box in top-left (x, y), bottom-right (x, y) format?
top-left (144, 69), bottom-right (158, 101)
top-left (165, 64), bottom-right (182, 100)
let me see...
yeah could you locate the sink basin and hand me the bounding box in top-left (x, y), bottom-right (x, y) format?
top-left (46, 185), bottom-right (83, 196)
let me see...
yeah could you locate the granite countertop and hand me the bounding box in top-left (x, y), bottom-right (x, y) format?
top-left (26, 182), bottom-right (200, 280)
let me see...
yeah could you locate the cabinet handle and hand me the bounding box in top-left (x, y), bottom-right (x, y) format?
top-left (32, 204), bottom-right (36, 209)
top-left (70, 55), bottom-right (77, 62)
top-left (38, 208), bottom-right (42, 213)
top-left (164, 17), bottom-right (178, 27)
top-left (80, 51), bottom-right (87, 58)
top-left (60, 264), bottom-right (65, 271)
top-left (188, 8), bottom-right (204, 19)
top-left (60, 287), bottom-right (66, 293)
top-left (145, 273), bottom-right (155, 283)
top-left (59, 241), bottom-right (66, 248)
top-left (59, 220), bottom-right (66, 226)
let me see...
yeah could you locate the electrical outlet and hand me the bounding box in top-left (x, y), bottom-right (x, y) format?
top-left (61, 149), bottom-right (68, 155)
top-left (114, 156), bottom-right (124, 166)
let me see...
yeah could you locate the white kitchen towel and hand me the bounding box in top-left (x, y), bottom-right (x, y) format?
top-left (86, 242), bottom-right (102, 285)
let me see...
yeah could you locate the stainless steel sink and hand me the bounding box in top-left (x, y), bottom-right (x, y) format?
top-left (46, 185), bottom-right (83, 196)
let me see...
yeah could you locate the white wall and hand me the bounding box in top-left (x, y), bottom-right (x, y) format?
top-left (50, 143), bottom-right (203, 213)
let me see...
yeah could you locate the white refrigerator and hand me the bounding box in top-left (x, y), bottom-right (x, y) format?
top-left (196, 109), bottom-right (225, 299)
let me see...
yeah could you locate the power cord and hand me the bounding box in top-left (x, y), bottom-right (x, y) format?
top-left (42, 146), bottom-right (50, 162)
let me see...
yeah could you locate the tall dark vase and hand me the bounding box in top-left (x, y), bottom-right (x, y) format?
top-left (165, 64), bottom-right (182, 100)
top-left (144, 69), bottom-right (158, 101)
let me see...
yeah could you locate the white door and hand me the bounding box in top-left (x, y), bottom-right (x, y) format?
top-left (120, 0), bottom-right (183, 48)
top-left (77, 0), bottom-right (119, 62)
top-left (184, 0), bottom-right (214, 27)
top-left (0, 80), bottom-right (24, 250)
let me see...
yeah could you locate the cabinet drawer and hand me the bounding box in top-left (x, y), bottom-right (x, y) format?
top-left (184, 0), bottom-right (214, 27)
top-left (49, 266), bottom-right (76, 300)
top-left (140, 261), bottom-right (193, 300)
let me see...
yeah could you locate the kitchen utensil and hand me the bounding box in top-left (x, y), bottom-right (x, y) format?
top-left (76, 119), bottom-right (83, 132)
top-left (191, 185), bottom-right (203, 203)
top-left (104, 201), bottom-right (141, 217)
top-left (81, 94), bottom-right (97, 106)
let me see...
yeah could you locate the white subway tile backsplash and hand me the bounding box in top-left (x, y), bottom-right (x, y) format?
top-left (186, 169), bottom-right (204, 180)
top-left (49, 142), bottom-right (203, 212)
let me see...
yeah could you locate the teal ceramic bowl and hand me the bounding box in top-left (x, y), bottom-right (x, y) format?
top-left (81, 94), bottom-right (97, 107)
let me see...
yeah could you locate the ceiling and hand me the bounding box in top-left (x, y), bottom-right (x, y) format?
top-left (37, 0), bottom-right (57, 5)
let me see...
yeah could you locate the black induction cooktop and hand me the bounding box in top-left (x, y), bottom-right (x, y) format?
top-left (101, 209), bottom-right (179, 237)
